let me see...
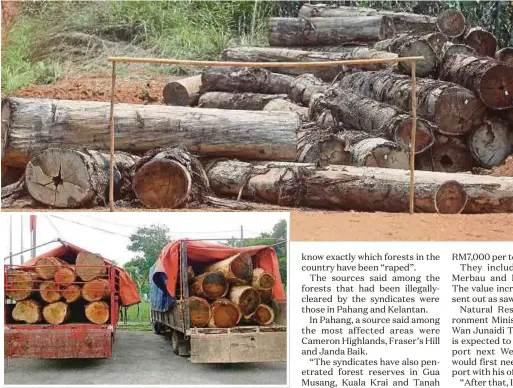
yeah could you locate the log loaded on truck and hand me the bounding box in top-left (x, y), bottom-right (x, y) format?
top-left (4, 241), bottom-right (140, 359)
top-left (150, 239), bottom-right (287, 363)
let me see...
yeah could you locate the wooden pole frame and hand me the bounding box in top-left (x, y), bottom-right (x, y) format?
top-left (106, 55), bottom-right (424, 213)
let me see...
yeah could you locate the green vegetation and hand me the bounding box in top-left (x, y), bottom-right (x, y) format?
top-left (119, 301), bottom-right (151, 325)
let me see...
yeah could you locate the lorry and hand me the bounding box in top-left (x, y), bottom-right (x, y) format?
top-left (150, 239), bottom-right (287, 363)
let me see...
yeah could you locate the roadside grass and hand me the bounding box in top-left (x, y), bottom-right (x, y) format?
top-left (118, 301), bottom-right (152, 331)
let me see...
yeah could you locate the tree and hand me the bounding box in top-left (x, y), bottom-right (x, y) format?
top-left (124, 224), bottom-right (170, 296)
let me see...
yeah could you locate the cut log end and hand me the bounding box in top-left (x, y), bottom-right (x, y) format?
top-left (465, 28), bottom-right (497, 57)
top-left (189, 296), bottom-right (211, 328)
top-left (398, 40), bottom-right (436, 77)
top-left (469, 119), bottom-right (512, 168)
top-left (478, 64), bottom-right (513, 109)
top-left (434, 181), bottom-right (468, 214)
top-left (85, 301), bottom-right (110, 324)
top-left (12, 299), bottom-right (42, 324)
top-left (62, 284), bottom-right (81, 303)
top-left (6, 270), bottom-right (35, 301)
top-left (43, 301), bottom-right (69, 324)
top-left (35, 257), bottom-right (62, 280)
top-left (192, 272), bottom-right (229, 299)
top-left (436, 9), bottom-right (465, 38)
top-left (163, 75), bottom-right (201, 106)
top-left (252, 268), bottom-right (275, 291)
top-left (495, 47), bottom-right (513, 65)
top-left (82, 279), bottom-right (111, 302)
top-left (55, 267), bottom-right (76, 286)
top-left (40, 281), bottom-right (61, 303)
top-left (208, 299), bottom-right (241, 328)
top-left (252, 304), bottom-right (275, 326)
top-left (416, 136), bottom-right (474, 173)
top-left (229, 285), bottom-right (261, 316)
top-left (76, 251), bottom-right (106, 281)
top-left (395, 119), bottom-right (434, 154)
top-left (229, 254), bottom-right (253, 284)
top-left (133, 159), bottom-right (192, 209)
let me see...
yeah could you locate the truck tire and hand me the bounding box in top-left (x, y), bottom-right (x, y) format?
top-left (171, 330), bottom-right (181, 355)
top-left (153, 322), bottom-right (164, 335)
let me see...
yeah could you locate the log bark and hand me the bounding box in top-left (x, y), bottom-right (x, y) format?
top-left (25, 148), bottom-right (139, 208)
top-left (40, 281), bottom-right (61, 303)
top-left (2, 97), bottom-right (299, 167)
top-left (423, 32), bottom-right (449, 55)
top-left (464, 27), bottom-right (497, 57)
top-left (434, 181), bottom-right (468, 214)
top-left (205, 159), bottom-right (513, 213)
top-left (6, 270), bottom-right (36, 301)
top-left (469, 119), bottom-right (512, 168)
top-left (350, 137), bottom-right (409, 169)
top-left (75, 251), bottom-right (106, 282)
top-left (313, 90), bottom-right (435, 153)
top-left (34, 256), bottom-right (64, 280)
top-left (204, 253), bottom-right (253, 285)
top-left (189, 296), bottom-right (211, 328)
top-left (55, 267), bottom-right (76, 286)
top-left (416, 135), bottom-right (474, 173)
top-left (12, 299), bottom-right (42, 324)
top-left (208, 298), bottom-right (241, 328)
top-left (42, 301), bottom-right (69, 324)
top-left (201, 67), bottom-right (293, 95)
top-left (298, 4), bottom-right (437, 35)
top-left (132, 147), bottom-right (210, 209)
top-left (251, 304), bottom-right (275, 326)
top-left (82, 279), bottom-right (111, 302)
top-left (373, 34), bottom-right (437, 77)
top-left (268, 16), bottom-right (396, 47)
top-left (163, 75), bottom-right (201, 106)
top-left (440, 42), bottom-right (476, 61)
top-left (290, 74), bottom-right (327, 106)
top-left (439, 54), bottom-right (513, 110)
top-left (85, 301), bottom-right (110, 324)
top-left (251, 268), bottom-right (275, 291)
top-left (495, 47), bottom-right (513, 65)
top-left (436, 9), bottom-right (466, 38)
top-left (198, 92), bottom-right (287, 110)
top-left (62, 284), bottom-right (81, 303)
top-left (222, 46), bottom-right (397, 82)
top-left (191, 272), bottom-right (229, 300)
top-left (263, 98), bottom-right (308, 121)
top-left (336, 70), bottom-right (487, 135)
top-left (228, 285), bottom-right (261, 317)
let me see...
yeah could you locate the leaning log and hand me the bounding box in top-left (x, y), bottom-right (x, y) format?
top-left (132, 147), bottom-right (210, 209)
top-left (85, 301), bottom-right (110, 324)
top-left (200, 67), bottom-right (293, 95)
top-left (251, 268), bottom-right (275, 291)
top-left (163, 75), bottom-right (201, 106)
top-left (12, 299), bottom-right (42, 324)
top-left (222, 46), bottom-right (397, 82)
top-left (263, 99), bottom-right (308, 121)
top-left (189, 296), bottom-right (211, 328)
top-left (464, 27), bottom-right (497, 57)
top-left (335, 70), bottom-right (486, 135)
top-left (436, 9), bottom-right (466, 38)
top-left (469, 119), bottom-right (512, 168)
top-left (191, 272), bottom-right (229, 300)
top-left (251, 304), bottom-right (275, 326)
top-left (268, 16), bottom-right (396, 47)
top-left (204, 253), bottom-right (253, 285)
top-left (1, 97), bottom-right (299, 167)
top-left (34, 256), bottom-right (63, 280)
top-left (82, 279), bottom-right (111, 302)
top-left (6, 270), bottom-right (36, 301)
top-left (39, 281), bottom-right (61, 303)
top-left (439, 54), bottom-right (513, 110)
top-left (62, 284), bottom-right (81, 303)
top-left (495, 47), bottom-right (513, 65)
top-left (205, 159), bottom-right (513, 213)
top-left (75, 251), bottom-right (106, 282)
top-left (313, 90), bottom-right (435, 153)
top-left (43, 302), bottom-right (69, 325)
top-left (228, 285), bottom-right (261, 317)
top-left (198, 92), bottom-right (287, 110)
top-left (208, 299), bottom-right (241, 328)
top-left (55, 267), bottom-right (76, 286)
top-left (416, 135), bottom-right (474, 173)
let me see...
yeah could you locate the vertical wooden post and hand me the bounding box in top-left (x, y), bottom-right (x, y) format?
top-left (108, 62), bottom-right (117, 212)
top-left (409, 61), bottom-right (418, 215)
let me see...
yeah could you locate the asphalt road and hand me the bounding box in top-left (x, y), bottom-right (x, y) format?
top-left (4, 330), bottom-right (287, 385)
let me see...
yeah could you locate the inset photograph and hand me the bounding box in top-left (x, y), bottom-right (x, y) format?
top-left (3, 212), bottom-right (288, 386)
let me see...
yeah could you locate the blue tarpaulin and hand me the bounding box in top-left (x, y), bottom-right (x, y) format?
top-left (149, 264), bottom-right (174, 312)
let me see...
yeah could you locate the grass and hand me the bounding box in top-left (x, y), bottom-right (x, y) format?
top-left (117, 301), bottom-right (152, 331)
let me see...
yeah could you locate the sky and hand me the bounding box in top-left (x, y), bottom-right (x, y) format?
top-left (1, 212), bottom-right (289, 266)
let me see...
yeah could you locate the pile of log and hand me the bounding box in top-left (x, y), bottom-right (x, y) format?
top-left (187, 253), bottom-right (276, 328)
top-left (7, 252), bottom-right (113, 325)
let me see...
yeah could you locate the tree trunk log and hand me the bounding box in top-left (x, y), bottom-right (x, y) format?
top-left (313, 90), bottom-right (435, 153)
top-left (440, 42), bottom-right (476, 62)
top-left (85, 301), bottom-right (110, 324)
top-left (228, 285), bottom-right (261, 317)
top-left (62, 284), bottom-right (81, 303)
top-left (251, 268), bottom-right (275, 291)
top-left (434, 181), bottom-right (468, 214)
top-left (76, 251), bottom-right (106, 282)
top-left (205, 159), bottom-right (513, 213)
top-left (55, 267), bottom-right (76, 286)
top-left (251, 304), bottom-right (275, 326)
top-left (189, 296), bottom-right (211, 328)
top-left (198, 92), bottom-right (287, 110)
top-left (40, 281), bottom-right (61, 303)
top-left (335, 70), bottom-right (487, 135)
top-left (82, 279), bottom-right (111, 302)
top-left (208, 298), bottom-right (241, 328)
top-left (43, 301), bottom-right (69, 324)
top-left (2, 97), bottom-right (299, 167)
top-left (373, 34), bottom-right (437, 77)
top-left (495, 47), bottom-right (513, 65)
top-left (268, 16), bottom-right (396, 47)
top-left (416, 134), bottom-right (474, 173)
top-left (350, 137), bottom-right (409, 169)
top-left (25, 148), bottom-right (139, 208)
top-left (205, 253), bottom-right (253, 285)
top-left (298, 4), bottom-right (436, 35)
top-left (423, 32), bottom-right (449, 54)
top-left (34, 256), bottom-right (64, 280)
top-left (132, 147), bottom-right (210, 209)
top-left (191, 272), bottom-right (229, 300)
top-left (436, 9), bottom-right (466, 38)
top-left (263, 98), bottom-right (308, 121)
top-left (163, 75), bottom-right (201, 106)
top-left (12, 299), bottom-right (42, 324)
top-left (464, 27), bottom-right (497, 57)
top-left (222, 46), bottom-right (397, 82)
top-left (6, 270), bottom-right (36, 301)
top-left (439, 54), bottom-right (513, 110)
top-left (290, 74), bottom-right (327, 106)
top-left (469, 119), bottom-right (512, 168)
top-left (201, 67), bottom-right (293, 95)
top-left (258, 289), bottom-right (273, 304)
